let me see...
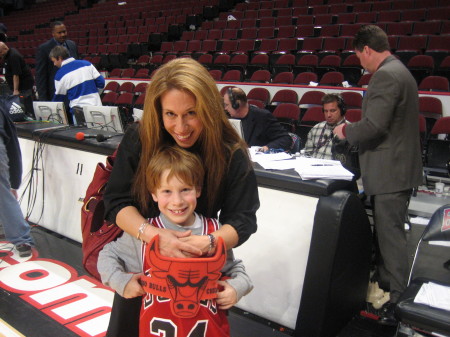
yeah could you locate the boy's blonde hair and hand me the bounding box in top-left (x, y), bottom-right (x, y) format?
top-left (146, 146), bottom-right (205, 194)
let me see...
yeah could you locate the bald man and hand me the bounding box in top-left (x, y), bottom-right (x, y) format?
top-left (224, 87), bottom-right (292, 152)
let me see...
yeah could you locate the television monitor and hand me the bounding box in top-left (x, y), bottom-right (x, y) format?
top-left (83, 105), bottom-right (124, 133)
top-left (229, 118), bottom-right (244, 139)
top-left (33, 101), bottom-right (69, 125)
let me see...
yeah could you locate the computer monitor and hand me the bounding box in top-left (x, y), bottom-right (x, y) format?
top-left (229, 118), bottom-right (244, 139)
top-left (33, 101), bottom-right (69, 125)
top-left (83, 105), bottom-right (124, 133)
top-left (132, 108), bottom-right (143, 122)
top-left (425, 139), bottom-right (450, 180)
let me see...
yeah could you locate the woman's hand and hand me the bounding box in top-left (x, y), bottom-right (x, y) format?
top-left (123, 273), bottom-right (145, 299)
top-left (216, 280), bottom-right (237, 310)
top-left (179, 234), bottom-right (211, 256)
top-left (155, 228), bottom-right (203, 258)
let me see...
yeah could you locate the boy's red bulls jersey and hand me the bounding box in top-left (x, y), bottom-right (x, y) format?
top-left (139, 216), bottom-right (230, 337)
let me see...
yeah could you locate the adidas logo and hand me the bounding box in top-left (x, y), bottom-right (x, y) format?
top-left (9, 102), bottom-right (24, 115)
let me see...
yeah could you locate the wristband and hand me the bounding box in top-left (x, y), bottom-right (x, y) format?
top-left (206, 234), bottom-right (217, 256)
top-left (137, 221), bottom-right (149, 241)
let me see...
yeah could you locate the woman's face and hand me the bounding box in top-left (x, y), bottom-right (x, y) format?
top-left (161, 89), bottom-right (204, 148)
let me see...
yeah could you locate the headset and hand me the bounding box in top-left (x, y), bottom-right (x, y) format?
top-left (336, 94), bottom-right (347, 116)
top-left (228, 87), bottom-right (240, 110)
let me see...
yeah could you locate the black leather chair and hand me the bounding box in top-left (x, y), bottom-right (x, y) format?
top-left (295, 190), bottom-right (372, 337)
top-left (395, 204), bottom-right (450, 336)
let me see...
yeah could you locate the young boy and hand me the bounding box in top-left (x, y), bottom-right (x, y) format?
top-left (98, 146), bottom-right (253, 337)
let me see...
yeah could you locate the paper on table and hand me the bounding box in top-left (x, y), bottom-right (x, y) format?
top-left (250, 148), bottom-right (293, 167)
top-left (410, 217), bottom-right (430, 226)
top-left (414, 282), bottom-right (450, 312)
top-left (258, 158), bottom-right (298, 170)
top-left (294, 157), bottom-right (354, 181)
top-left (249, 150), bottom-right (354, 180)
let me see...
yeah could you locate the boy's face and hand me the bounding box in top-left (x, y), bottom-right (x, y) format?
top-left (151, 169), bottom-right (200, 227)
top-left (51, 57), bottom-right (63, 68)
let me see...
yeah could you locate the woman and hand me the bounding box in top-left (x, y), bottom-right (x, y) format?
top-left (103, 58), bottom-right (259, 336)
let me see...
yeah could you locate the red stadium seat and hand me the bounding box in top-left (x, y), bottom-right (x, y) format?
top-left (247, 87), bottom-right (271, 107)
top-left (294, 72), bottom-right (318, 85)
top-left (272, 72), bottom-right (294, 84)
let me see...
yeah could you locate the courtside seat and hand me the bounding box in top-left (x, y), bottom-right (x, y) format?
top-left (272, 103), bottom-right (301, 133)
top-left (247, 87), bottom-right (270, 108)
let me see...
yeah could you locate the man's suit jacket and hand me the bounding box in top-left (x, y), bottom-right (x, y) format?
top-left (35, 39), bottom-right (78, 101)
top-left (346, 55), bottom-right (423, 195)
top-left (241, 105), bottom-right (292, 151)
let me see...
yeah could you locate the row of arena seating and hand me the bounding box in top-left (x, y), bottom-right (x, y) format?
top-left (234, 0), bottom-right (450, 11)
top-left (104, 54), bottom-right (450, 90)
top-left (102, 81), bottom-right (445, 122)
top-left (3, 0), bottom-right (450, 71)
top-left (122, 52), bottom-right (450, 86)
top-left (1, 0), bottom-right (449, 89)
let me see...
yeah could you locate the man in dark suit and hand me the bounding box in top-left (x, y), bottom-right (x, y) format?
top-left (35, 21), bottom-right (78, 101)
top-left (223, 86), bottom-right (292, 152)
top-left (334, 25), bottom-right (423, 326)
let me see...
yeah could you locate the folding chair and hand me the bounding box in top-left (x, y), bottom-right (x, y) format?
top-left (395, 205), bottom-right (450, 337)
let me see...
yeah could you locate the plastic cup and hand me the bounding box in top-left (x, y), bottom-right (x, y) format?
top-left (435, 182), bottom-right (445, 197)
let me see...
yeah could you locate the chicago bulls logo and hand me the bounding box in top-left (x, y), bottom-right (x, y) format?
top-left (140, 235), bottom-right (226, 318)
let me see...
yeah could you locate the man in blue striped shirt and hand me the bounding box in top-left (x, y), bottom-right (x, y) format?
top-left (50, 45), bottom-right (105, 124)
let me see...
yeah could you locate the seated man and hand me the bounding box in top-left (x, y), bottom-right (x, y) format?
top-left (304, 93), bottom-right (360, 178)
top-left (304, 93), bottom-right (351, 160)
top-left (223, 87), bottom-right (292, 152)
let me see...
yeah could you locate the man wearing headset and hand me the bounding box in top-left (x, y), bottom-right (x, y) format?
top-left (304, 93), bottom-right (351, 160)
top-left (223, 87), bottom-right (292, 153)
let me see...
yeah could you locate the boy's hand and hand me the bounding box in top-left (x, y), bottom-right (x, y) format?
top-left (216, 280), bottom-right (237, 310)
top-left (123, 273), bottom-right (145, 298)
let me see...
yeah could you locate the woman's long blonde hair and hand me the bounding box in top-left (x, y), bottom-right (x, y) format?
top-left (133, 58), bottom-right (249, 214)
